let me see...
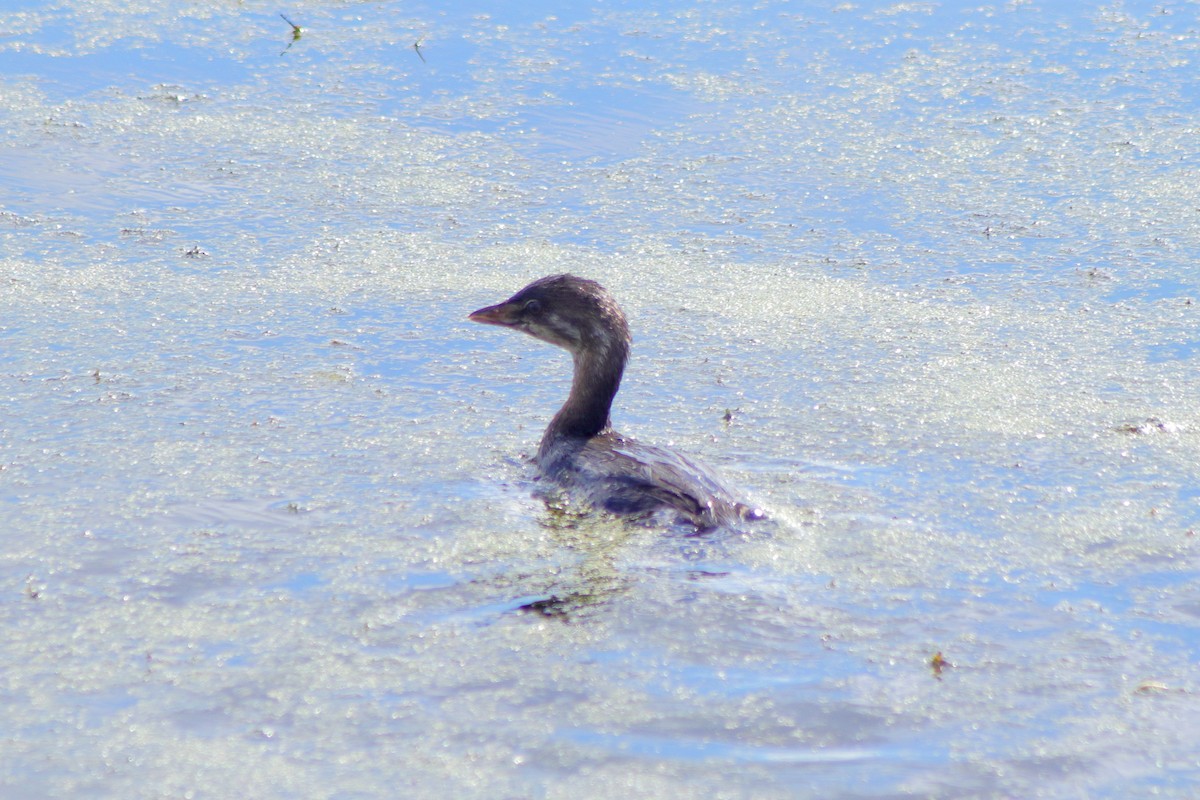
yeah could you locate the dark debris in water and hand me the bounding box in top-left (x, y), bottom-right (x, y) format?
top-left (514, 591), bottom-right (610, 624)
top-left (516, 595), bottom-right (572, 620)
top-left (1115, 417), bottom-right (1181, 435)
top-left (930, 651), bottom-right (952, 679)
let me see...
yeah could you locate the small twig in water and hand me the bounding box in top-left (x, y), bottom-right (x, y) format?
top-left (280, 14), bottom-right (302, 55)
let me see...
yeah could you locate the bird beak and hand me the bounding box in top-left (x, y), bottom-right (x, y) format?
top-left (468, 301), bottom-right (519, 327)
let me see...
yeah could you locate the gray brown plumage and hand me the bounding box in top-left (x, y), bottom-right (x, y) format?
top-left (470, 274), bottom-right (761, 529)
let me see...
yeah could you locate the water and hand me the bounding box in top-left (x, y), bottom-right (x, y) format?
top-left (2, 0), bottom-right (1199, 797)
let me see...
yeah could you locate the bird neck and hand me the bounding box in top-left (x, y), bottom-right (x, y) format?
top-left (543, 340), bottom-right (628, 443)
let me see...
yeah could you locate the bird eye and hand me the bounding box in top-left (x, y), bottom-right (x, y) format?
top-left (523, 299), bottom-right (541, 314)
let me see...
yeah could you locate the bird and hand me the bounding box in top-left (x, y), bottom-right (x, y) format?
top-left (469, 274), bottom-right (761, 529)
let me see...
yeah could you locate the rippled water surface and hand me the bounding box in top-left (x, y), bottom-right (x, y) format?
top-left (3, 1), bottom-right (1199, 797)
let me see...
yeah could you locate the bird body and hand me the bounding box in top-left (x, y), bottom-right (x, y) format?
top-left (470, 274), bottom-right (758, 528)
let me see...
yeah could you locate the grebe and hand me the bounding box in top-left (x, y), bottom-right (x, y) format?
top-left (469, 274), bottom-right (760, 529)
